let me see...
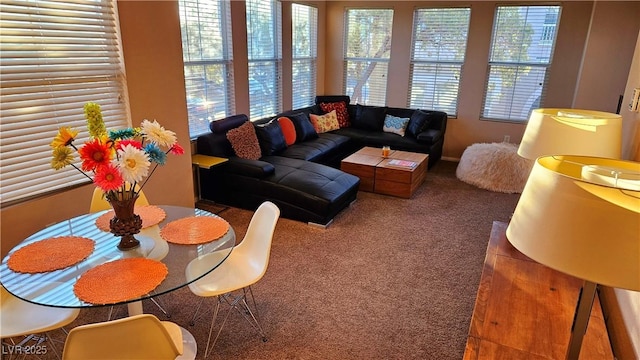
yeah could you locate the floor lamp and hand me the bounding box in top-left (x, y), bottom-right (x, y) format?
top-left (518, 108), bottom-right (623, 160)
top-left (506, 155), bottom-right (640, 360)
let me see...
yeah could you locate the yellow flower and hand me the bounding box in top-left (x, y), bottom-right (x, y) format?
top-left (51, 146), bottom-right (74, 170)
top-left (84, 102), bottom-right (107, 138)
top-left (50, 127), bottom-right (78, 148)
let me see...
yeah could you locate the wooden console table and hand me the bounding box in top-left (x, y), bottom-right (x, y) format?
top-left (464, 221), bottom-right (614, 360)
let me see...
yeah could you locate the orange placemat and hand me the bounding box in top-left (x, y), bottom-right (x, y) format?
top-left (7, 236), bottom-right (95, 274)
top-left (95, 205), bottom-right (166, 232)
top-left (160, 216), bottom-right (230, 245)
top-left (73, 258), bottom-right (168, 305)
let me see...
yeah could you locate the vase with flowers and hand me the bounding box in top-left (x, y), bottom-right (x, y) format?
top-left (50, 102), bottom-right (184, 250)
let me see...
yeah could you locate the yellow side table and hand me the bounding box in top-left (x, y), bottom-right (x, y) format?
top-left (191, 154), bottom-right (229, 201)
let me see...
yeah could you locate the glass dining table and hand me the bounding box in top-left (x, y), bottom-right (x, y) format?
top-left (0, 205), bottom-right (235, 316)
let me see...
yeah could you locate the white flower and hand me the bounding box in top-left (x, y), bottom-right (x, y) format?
top-left (116, 144), bottom-right (151, 183)
top-left (140, 119), bottom-right (177, 148)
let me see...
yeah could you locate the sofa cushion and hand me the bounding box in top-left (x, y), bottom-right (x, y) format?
top-left (406, 110), bottom-right (433, 138)
top-left (319, 101), bottom-right (350, 128)
top-left (210, 114), bottom-right (248, 133)
top-left (353, 105), bottom-right (387, 131)
top-left (226, 121), bottom-right (262, 160)
top-left (277, 117), bottom-right (297, 146)
top-left (255, 119), bottom-right (287, 156)
top-left (383, 114), bottom-right (410, 137)
top-left (279, 132), bottom-right (351, 163)
top-left (288, 112), bottom-right (318, 143)
top-left (310, 110), bottom-right (340, 133)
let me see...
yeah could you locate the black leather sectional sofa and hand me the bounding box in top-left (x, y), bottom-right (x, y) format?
top-left (196, 95), bottom-right (447, 226)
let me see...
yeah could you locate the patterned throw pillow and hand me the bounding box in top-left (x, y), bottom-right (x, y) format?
top-left (277, 117), bottom-right (297, 146)
top-left (383, 114), bottom-right (410, 137)
top-left (226, 121), bottom-right (261, 160)
top-left (320, 101), bottom-right (350, 128)
top-left (310, 110), bottom-right (340, 133)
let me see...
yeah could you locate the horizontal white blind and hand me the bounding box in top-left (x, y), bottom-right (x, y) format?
top-left (0, 0), bottom-right (129, 205)
top-left (292, 3), bottom-right (317, 109)
top-left (343, 8), bottom-right (393, 106)
top-left (408, 7), bottom-right (470, 116)
top-left (179, 0), bottom-right (235, 138)
top-left (482, 5), bottom-right (561, 122)
top-left (246, 0), bottom-right (282, 120)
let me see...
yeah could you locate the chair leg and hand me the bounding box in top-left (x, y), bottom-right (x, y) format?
top-left (239, 288), bottom-right (267, 342)
top-left (188, 297), bottom-right (207, 326)
top-left (149, 295), bottom-right (170, 318)
top-left (201, 288), bottom-right (268, 356)
top-left (203, 297), bottom-right (225, 358)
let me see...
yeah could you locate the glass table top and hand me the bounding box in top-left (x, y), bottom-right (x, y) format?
top-left (0, 206), bottom-right (235, 308)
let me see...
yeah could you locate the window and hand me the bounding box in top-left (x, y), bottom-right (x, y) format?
top-left (408, 8), bottom-right (470, 116)
top-left (343, 9), bottom-right (393, 106)
top-left (291, 3), bottom-right (318, 109)
top-left (482, 5), bottom-right (561, 122)
top-left (179, 0), bottom-right (235, 137)
top-left (246, 0), bottom-right (282, 120)
top-left (0, 0), bottom-right (129, 205)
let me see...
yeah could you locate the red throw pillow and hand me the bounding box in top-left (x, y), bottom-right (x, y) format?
top-left (277, 117), bottom-right (297, 146)
top-left (320, 101), bottom-right (350, 128)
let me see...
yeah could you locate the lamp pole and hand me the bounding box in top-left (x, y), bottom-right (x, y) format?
top-left (566, 280), bottom-right (598, 360)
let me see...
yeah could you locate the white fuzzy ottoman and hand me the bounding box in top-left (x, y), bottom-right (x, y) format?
top-left (456, 142), bottom-right (533, 193)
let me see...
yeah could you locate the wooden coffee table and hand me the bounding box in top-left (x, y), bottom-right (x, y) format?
top-left (340, 147), bottom-right (428, 198)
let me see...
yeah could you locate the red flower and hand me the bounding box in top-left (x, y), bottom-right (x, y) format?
top-left (169, 143), bottom-right (185, 155)
top-left (116, 139), bottom-right (142, 151)
top-left (94, 164), bottom-right (124, 192)
top-left (79, 139), bottom-right (112, 171)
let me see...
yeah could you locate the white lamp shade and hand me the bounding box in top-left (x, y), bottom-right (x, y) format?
top-left (506, 155), bottom-right (640, 291)
top-left (518, 109), bottom-right (622, 160)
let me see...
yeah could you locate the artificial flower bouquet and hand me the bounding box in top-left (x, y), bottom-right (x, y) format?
top-left (50, 102), bottom-right (184, 202)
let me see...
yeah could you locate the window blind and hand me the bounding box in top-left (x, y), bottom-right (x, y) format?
top-left (408, 7), bottom-right (470, 116)
top-left (179, 0), bottom-right (235, 138)
top-left (0, 0), bottom-right (129, 206)
top-left (291, 3), bottom-right (317, 109)
top-left (482, 5), bottom-right (561, 122)
top-left (246, 0), bottom-right (282, 120)
top-left (343, 9), bottom-right (393, 106)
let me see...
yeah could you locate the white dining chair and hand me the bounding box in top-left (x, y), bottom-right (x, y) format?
top-left (62, 314), bottom-right (196, 360)
top-left (1, 285), bottom-right (80, 359)
top-left (89, 186), bottom-right (169, 319)
top-left (185, 201), bottom-right (280, 357)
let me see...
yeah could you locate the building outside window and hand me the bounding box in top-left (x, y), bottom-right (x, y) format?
top-left (179, 0), bottom-right (235, 138)
top-left (291, 3), bottom-right (318, 109)
top-left (482, 5), bottom-right (561, 122)
top-left (246, 0), bottom-right (282, 120)
top-left (343, 8), bottom-right (394, 106)
top-left (408, 7), bottom-right (471, 116)
top-left (0, 0), bottom-right (129, 205)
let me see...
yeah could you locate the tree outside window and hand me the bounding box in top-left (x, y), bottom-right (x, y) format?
top-left (179, 0), bottom-right (235, 138)
top-left (343, 9), bottom-right (393, 106)
top-left (482, 5), bottom-right (561, 122)
top-left (408, 7), bottom-right (470, 116)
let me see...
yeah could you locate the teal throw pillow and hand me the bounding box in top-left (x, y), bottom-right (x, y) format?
top-left (383, 114), bottom-right (410, 137)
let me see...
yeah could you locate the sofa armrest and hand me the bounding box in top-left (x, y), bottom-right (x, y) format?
top-left (416, 129), bottom-right (443, 145)
top-left (225, 158), bottom-right (275, 179)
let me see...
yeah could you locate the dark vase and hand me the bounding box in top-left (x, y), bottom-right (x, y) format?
top-left (108, 194), bottom-right (142, 251)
